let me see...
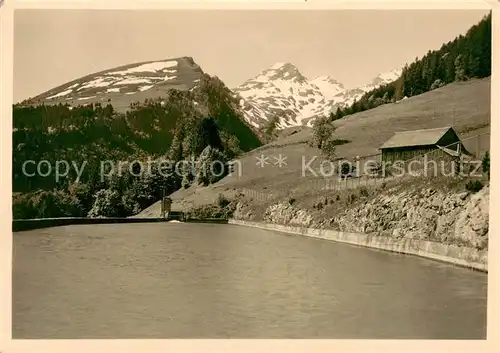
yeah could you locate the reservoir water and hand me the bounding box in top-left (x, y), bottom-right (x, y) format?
top-left (12, 223), bottom-right (487, 339)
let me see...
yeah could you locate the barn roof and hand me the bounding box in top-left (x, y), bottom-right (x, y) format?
top-left (380, 126), bottom-right (454, 150)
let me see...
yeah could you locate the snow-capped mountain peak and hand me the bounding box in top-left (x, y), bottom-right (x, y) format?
top-left (374, 68), bottom-right (403, 83)
top-left (270, 62), bottom-right (288, 70)
top-left (367, 68), bottom-right (403, 87)
top-left (252, 62), bottom-right (308, 84)
top-left (234, 63), bottom-right (403, 129)
top-left (234, 62), bottom-right (339, 128)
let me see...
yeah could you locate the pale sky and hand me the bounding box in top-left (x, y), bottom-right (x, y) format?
top-left (14, 9), bottom-right (489, 102)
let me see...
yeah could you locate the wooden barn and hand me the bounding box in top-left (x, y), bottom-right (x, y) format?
top-left (379, 126), bottom-right (470, 163)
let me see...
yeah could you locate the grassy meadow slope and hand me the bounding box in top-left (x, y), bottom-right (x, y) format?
top-left (136, 77), bottom-right (490, 218)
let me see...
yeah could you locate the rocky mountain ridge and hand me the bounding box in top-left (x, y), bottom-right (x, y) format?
top-left (234, 62), bottom-right (402, 128)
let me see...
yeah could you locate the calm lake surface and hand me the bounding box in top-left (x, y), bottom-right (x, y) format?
top-left (12, 223), bottom-right (487, 339)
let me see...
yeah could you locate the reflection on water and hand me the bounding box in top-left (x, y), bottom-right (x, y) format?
top-left (12, 223), bottom-right (487, 338)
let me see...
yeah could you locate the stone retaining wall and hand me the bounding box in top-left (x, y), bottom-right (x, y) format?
top-left (229, 219), bottom-right (488, 272)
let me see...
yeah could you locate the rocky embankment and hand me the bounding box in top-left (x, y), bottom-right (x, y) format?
top-left (233, 184), bottom-right (489, 250)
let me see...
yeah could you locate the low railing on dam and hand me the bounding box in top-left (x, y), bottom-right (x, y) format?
top-left (184, 218), bottom-right (229, 224)
top-left (12, 217), bottom-right (171, 232)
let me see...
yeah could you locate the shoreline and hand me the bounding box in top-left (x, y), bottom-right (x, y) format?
top-left (12, 216), bottom-right (488, 273)
top-left (228, 219), bottom-right (488, 273)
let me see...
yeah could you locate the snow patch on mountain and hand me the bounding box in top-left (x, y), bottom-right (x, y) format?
top-left (114, 78), bottom-right (152, 85)
top-left (77, 77), bottom-right (113, 90)
top-left (139, 85), bottom-right (154, 92)
top-left (46, 89), bottom-right (73, 100)
top-left (310, 76), bottom-right (345, 100)
top-left (108, 61), bottom-right (178, 76)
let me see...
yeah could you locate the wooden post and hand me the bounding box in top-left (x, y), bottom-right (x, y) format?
top-left (163, 197), bottom-right (172, 219)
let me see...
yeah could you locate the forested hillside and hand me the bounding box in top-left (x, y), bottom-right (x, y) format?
top-left (330, 12), bottom-right (491, 120)
top-left (13, 74), bottom-right (262, 219)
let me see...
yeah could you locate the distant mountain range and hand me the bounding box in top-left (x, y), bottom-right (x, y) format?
top-left (233, 62), bottom-right (401, 128)
top-left (20, 57), bottom-right (402, 129)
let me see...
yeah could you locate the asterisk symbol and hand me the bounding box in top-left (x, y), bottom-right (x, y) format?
top-left (273, 154), bottom-right (288, 168)
top-left (255, 154), bottom-right (270, 168)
